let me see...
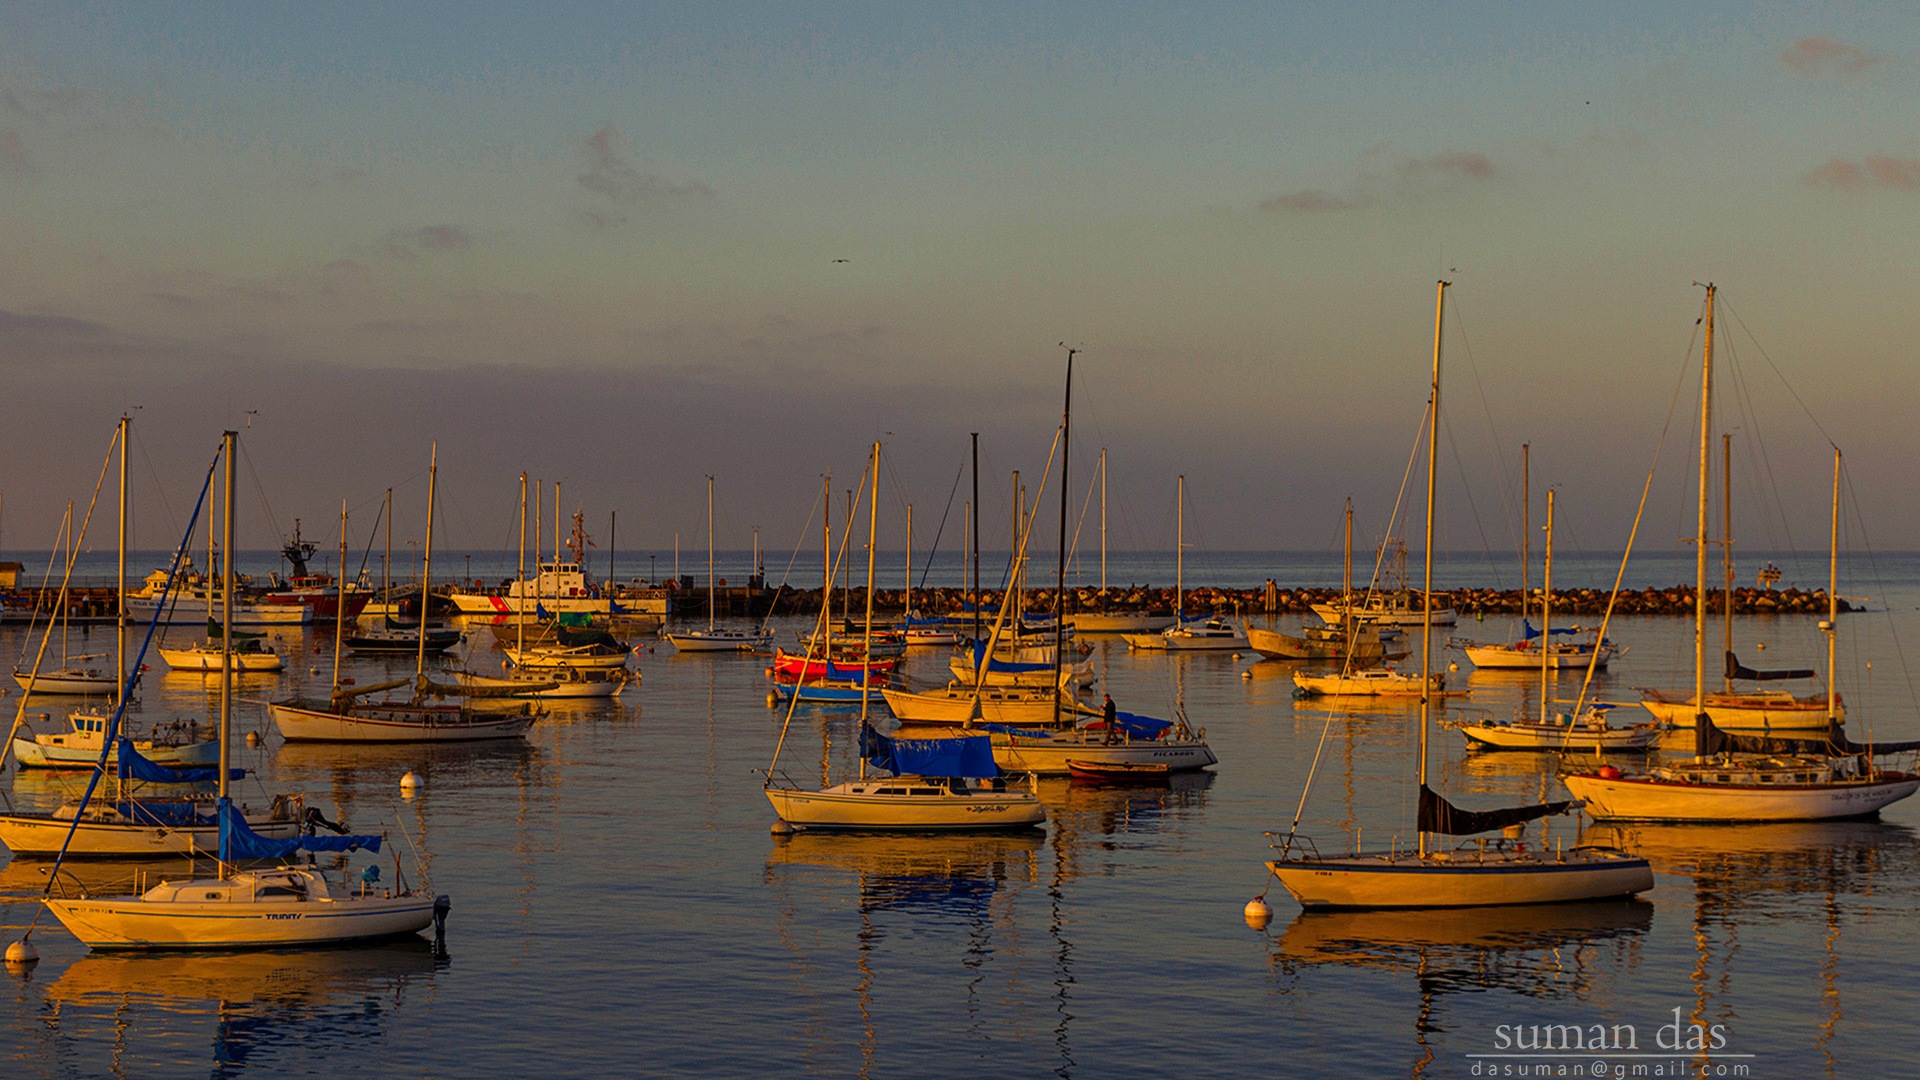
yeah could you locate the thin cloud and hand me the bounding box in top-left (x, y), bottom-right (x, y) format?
top-left (1805, 154), bottom-right (1920, 191)
top-left (0, 308), bottom-right (106, 338)
top-left (383, 225), bottom-right (472, 261)
top-left (0, 129), bottom-right (28, 177)
top-left (1780, 37), bottom-right (1887, 79)
top-left (575, 124), bottom-right (711, 218)
top-left (1259, 147), bottom-right (1494, 214)
top-left (1259, 189), bottom-right (1354, 213)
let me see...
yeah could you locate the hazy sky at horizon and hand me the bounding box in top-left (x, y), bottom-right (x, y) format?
top-left (4, 4), bottom-right (1918, 565)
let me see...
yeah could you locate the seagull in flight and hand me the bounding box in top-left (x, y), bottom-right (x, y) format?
top-left (832, 258), bottom-right (849, 263)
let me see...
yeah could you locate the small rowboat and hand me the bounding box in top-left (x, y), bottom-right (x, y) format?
top-left (1065, 759), bottom-right (1171, 783)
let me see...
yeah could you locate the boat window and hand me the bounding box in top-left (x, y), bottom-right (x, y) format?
top-left (912, 788), bottom-right (942, 796)
top-left (204, 891), bottom-right (223, 900)
top-left (878, 788), bottom-right (904, 795)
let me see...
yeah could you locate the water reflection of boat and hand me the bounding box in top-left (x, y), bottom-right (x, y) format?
top-left (1581, 818), bottom-right (1918, 899)
top-left (1272, 898), bottom-right (1654, 993)
top-left (46, 937), bottom-right (443, 1005)
top-left (766, 830), bottom-right (1044, 916)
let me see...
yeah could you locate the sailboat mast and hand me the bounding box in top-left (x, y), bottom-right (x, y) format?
top-left (706, 476), bottom-right (716, 633)
top-left (861, 443), bottom-right (880, 745)
top-left (1521, 443), bottom-right (1530, 628)
top-left (971, 433), bottom-right (981, 646)
top-left (518, 474), bottom-right (528, 656)
top-left (1828, 448), bottom-right (1840, 724)
top-left (1418, 279), bottom-right (1446, 857)
top-left (116, 415), bottom-right (128, 707)
top-left (414, 444), bottom-right (438, 689)
top-left (333, 501), bottom-right (348, 693)
top-left (821, 477), bottom-right (831, 662)
top-left (905, 504), bottom-right (913, 619)
top-left (1722, 432), bottom-right (1734, 692)
top-left (1695, 285), bottom-right (1714, 738)
top-left (1100, 448), bottom-right (1108, 592)
top-left (1054, 346), bottom-right (1076, 725)
top-left (218, 431), bottom-right (235, 805)
top-left (1539, 489), bottom-right (1553, 725)
top-left (1176, 475), bottom-right (1185, 618)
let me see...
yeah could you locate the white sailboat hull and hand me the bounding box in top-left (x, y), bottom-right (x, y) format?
top-left (1456, 721), bottom-right (1658, 752)
top-left (43, 867), bottom-right (441, 949)
top-left (1638, 691), bottom-right (1840, 732)
top-left (0, 811), bottom-right (300, 858)
top-left (1310, 601), bottom-right (1456, 627)
top-left (1461, 643), bottom-right (1614, 670)
top-left (124, 597), bottom-right (311, 625)
top-left (1268, 849), bottom-right (1653, 909)
top-left (665, 629), bottom-right (772, 652)
top-left (1067, 613), bottom-right (1176, 633)
top-left (269, 700), bottom-right (538, 742)
top-left (989, 733), bottom-right (1216, 775)
top-left (157, 647), bottom-right (285, 672)
top-left (765, 779), bottom-right (1045, 831)
top-left (1562, 770), bottom-right (1920, 822)
top-left (1291, 669), bottom-right (1436, 696)
top-left (880, 685), bottom-right (1084, 726)
top-left (13, 670), bottom-right (119, 695)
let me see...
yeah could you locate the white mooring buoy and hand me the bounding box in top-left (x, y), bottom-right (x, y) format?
top-left (1241, 669), bottom-right (1253, 680)
top-left (5, 938), bottom-right (38, 967)
top-left (400, 770), bottom-right (420, 794)
top-left (1243, 897), bottom-right (1273, 929)
top-left (770, 819), bottom-right (796, 836)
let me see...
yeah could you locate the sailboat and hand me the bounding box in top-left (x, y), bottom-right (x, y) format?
top-left (764, 442), bottom-right (1046, 830)
top-left (1247, 500), bottom-right (1401, 662)
top-left (29, 430), bottom-right (449, 951)
top-left (1637, 434), bottom-right (1838, 732)
top-left (0, 426), bottom-right (306, 857)
top-left (1121, 475), bottom-right (1248, 651)
top-left (268, 448), bottom-right (542, 742)
top-left (10, 504), bottom-right (120, 696)
top-left (1564, 292), bottom-right (1918, 820)
top-left (1266, 281), bottom-right (1653, 908)
top-left (1456, 455), bottom-right (1618, 672)
top-left (1066, 449), bottom-right (1176, 634)
top-left (1453, 489), bottom-right (1658, 751)
top-left (666, 476), bottom-right (774, 652)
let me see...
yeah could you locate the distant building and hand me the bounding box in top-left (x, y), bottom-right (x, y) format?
top-left (0, 561), bottom-right (22, 589)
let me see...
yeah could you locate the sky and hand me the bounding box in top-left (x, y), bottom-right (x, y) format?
top-left (3, 3), bottom-right (1919, 567)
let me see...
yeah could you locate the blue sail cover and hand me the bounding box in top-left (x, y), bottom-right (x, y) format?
top-left (860, 725), bottom-right (999, 778)
top-left (116, 738), bottom-right (242, 784)
top-left (217, 798), bottom-right (382, 862)
top-left (1109, 711), bottom-right (1173, 739)
top-left (1520, 620), bottom-right (1578, 640)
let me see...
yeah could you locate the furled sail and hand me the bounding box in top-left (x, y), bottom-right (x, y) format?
top-left (1725, 650), bottom-right (1816, 682)
top-left (115, 738), bottom-right (242, 785)
top-left (1417, 784), bottom-right (1574, 836)
top-left (1693, 714), bottom-right (1920, 757)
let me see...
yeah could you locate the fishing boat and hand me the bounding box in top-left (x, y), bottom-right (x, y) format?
top-left (268, 447), bottom-right (541, 744)
top-left (1309, 538), bottom-right (1457, 626)
top-left (10, 712), bottom-right (217, 770)
top-left (1563, 287), bottom-right (1919, 821)
top-left (1267, 281), bottom-right (1653, 909)
top-left (1122, 476), bottom-right (1248, 651)
top-left (31, 438), bottom-right (448, 950)
top-left (667, 476), bottom-right (775, 652)
top-left (258, 521), bottom-right (370, 621)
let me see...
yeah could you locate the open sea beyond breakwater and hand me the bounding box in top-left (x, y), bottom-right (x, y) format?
top-left (6, 548), bottom-right (1920, 1077)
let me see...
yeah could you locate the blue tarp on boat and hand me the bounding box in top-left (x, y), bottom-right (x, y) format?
top-left (860, 725), bottom-right (999, 778)
top-left (1520, 619), bottom-right (1578, 640)
top-left (217, 798), bottom-right (382, 862)
top-left (116, 738), bottom-right (242, 785)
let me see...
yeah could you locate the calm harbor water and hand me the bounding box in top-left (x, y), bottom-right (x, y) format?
top-left (5, 549), bottom-right (1920, 1078)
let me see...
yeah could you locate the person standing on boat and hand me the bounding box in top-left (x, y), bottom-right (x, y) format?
top-left (1102, 694), bottom-right (1119, 744)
